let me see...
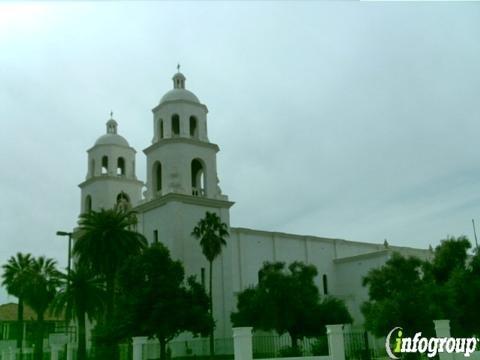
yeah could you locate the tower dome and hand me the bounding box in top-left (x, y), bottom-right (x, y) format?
top-left (94, 117), bottom-right (130, 147)
top-left (159, 71), bottom-right (200, 105)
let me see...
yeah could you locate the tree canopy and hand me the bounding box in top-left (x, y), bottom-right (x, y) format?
top-left (113, 243), bottom-right (213, 360)
top-left (231, 261), bottom-right (352, 350)
top-left (362, 236), bottom-right (480, 338)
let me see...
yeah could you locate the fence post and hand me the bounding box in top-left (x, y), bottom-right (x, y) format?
top-left (132, 336), bottom-right (148, 360)
top-left (327, 324), bottom-right (345, 360)
top-left (434, 320), bottom-right (455, 360)
top-left (233, 327), bottom-right (253, 360)
top-left (50, 345), bottom-right (60, 360)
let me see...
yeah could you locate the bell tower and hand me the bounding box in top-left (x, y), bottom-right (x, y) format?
top-left (79, 115), bottom-right (144, 213)
top-left (143, 70), bottom-right (228, 202)
top-left (135, 69), bottom-right (234, 338)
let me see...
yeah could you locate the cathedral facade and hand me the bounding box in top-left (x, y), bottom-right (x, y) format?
top-left (78, 71), bottom-right (432, 338)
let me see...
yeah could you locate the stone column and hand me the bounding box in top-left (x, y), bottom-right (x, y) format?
top-left (434, 320), bottom-right (454, 360)
top-left (132, 336), bottom-right (148, 360)
top-left (233, 327), bottom-right (253, 360)
top-left (327, 324), bottom-right (345, 360)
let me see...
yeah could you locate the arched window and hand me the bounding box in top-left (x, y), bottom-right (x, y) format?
top-left (85, 195), bottom-right (92, 213)
top-left (322, 274), bottom-right (328, 295)
top-left (117, 157), bottom-right (125, 176)
top-left (171, 114), bottom-right (180, 136)
top-left (159, 119), bottom-right (164, 139)
top-left (101, 156), bottom-right (108, 175)
top-left (191, 159), bottom-right (205, 196)
top-left (116, 192), bottom-right (130, 203)
top-left (89, 159), bottom-right (95, 176)
top-left (189, 116), bottom-right (198, 138)
top-left (153, 161), bottom-right (162, 195)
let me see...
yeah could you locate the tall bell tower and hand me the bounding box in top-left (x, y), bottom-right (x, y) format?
top-left (135, 69), bottom-right (234, 337)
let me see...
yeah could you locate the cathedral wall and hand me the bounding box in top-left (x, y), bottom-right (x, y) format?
top-left (137, 200), bottom-right (234, 338)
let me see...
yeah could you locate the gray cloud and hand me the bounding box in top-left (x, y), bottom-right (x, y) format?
top-left (1, 2), bottom-right (479, 302)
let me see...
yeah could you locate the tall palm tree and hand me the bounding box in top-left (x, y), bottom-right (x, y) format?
top-left (74, 208), bottom-right (147, 358)
top-left (23, 256), bottom-right (61, 360)
top-left (1, 253), bottom-right (34, 358)
top-left (52, 266), bottom-right (105, 360)
top-left (191, 212), bottom-right (229, 358)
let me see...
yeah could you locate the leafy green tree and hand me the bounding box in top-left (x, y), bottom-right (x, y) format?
top-left (113, 243), bottom-right (213, 360)
top-left (231, 261), bottom-right (352, 352)
top-left (361, 252), bottom-right (438, 338)
top-left (52, 266), bottom-right (105, 360)
top-left (74, 208), bottom-right (147, 359)
top-left (1, 253), bottom-right (34, 357)
top-left (424, 236), bottom-right (480, 336)
top-left (192, 211), bottom-right (229, 357)
top-left (23, 256), bottom-right (61, 360)
top-left (74, 208), bottom-right (147, 324)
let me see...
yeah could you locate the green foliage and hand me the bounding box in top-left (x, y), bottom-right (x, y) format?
top-left (74, 208), bottom-right (147, 284)
top-left (23, 256), bottom-right (61, 360)
top-left (75, 207), bottom-right (147, 359)
top-left (191, 211), bottom-right (229, 263)
top-left (113, 243), bottom-right (213, 360)
top-left (362, 236), bottom-right (480, 338)
top-left (2, 253), bottom-right (34, 300)
top-left (231, 261), bottom-right (352, 349)
top-left (361, 252), bottom-right (437, 337)
top-left (311, 337), bottom-right (329, 356)
top-left (192, 211), bottom-right (229, 357)
top-left (51, 266), bottom-right (105, 360)
top-left (1, 252), bottom-right (34, 351)
top-left (278, 345), bottom-right (302, 357)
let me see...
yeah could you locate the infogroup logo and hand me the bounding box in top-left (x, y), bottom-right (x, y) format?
top-left (385, 327), bottom-right (479, 359)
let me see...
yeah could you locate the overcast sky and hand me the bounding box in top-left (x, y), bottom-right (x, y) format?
top-left (1, 2), bottom-right (479, 303)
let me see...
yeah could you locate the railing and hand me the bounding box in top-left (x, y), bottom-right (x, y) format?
top-left (192, 187), bottom-right (205, 197)
top-left (141, 337), bottom-right (234, 359)
top-left (343, 330), bottom-right (386, 360)
top-left (252, 334), bottom-right (328, 359)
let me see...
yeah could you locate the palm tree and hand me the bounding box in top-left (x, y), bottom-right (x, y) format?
top-left (191, 212), bottom-right (229, 358)
top-left (23, 256), bottom-right (61, 360)
top-left (74, 208), bottom-right (147, 357)
top-left (52, 266), bottom-right (105, 360)
top-left (1, 253), bottom-right (34, 358)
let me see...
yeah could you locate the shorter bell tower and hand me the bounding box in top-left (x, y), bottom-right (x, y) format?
top-left (79, 115), bottom-right (144, 213)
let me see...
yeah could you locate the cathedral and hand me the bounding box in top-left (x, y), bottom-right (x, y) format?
top-left (78, 70), bottom-right (432, 339)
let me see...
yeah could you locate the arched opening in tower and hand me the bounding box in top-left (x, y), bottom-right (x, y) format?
top-left (159, 119), bottom-right (164, 139)
top-left (171, 114), bottom-right (180, 137)
top-left (153, 161), bottom-right (162, 196)
top-left (117, 157), bottom-right (126, 176)
top-left (189, 116), bottom-right (198, 138)
top-left (84, 195), bottom-right (92, 213)
top-left (191, 159), bottom-right (205, 196)
top-left (101, 156), bottom-right (109, 175)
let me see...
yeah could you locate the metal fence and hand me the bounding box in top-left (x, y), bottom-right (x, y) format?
top-left (343, 330), bottom-right (386, 360)
top-left (141, 337), bottom-right (234, 360)
top-left (252, 334), bottom-right (329, 359)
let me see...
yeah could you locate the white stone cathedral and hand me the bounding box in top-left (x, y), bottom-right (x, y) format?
top-left (78, 71), bottom-right (432, 339)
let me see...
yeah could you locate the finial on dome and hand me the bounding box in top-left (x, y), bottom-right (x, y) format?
top-left (106, 113), bottom-right (118, 134)
top-left (172, 67), bottom-right (186, 90)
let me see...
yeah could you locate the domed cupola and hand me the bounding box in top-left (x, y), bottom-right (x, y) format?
top-left (79, 114), bottom-right (144, 213)
top-left (159, 71), bottom-right (200, 105)
top-left (94, 118), bottom-right (130, 147)
top-left (151, 68), bottom-right (209, 144)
